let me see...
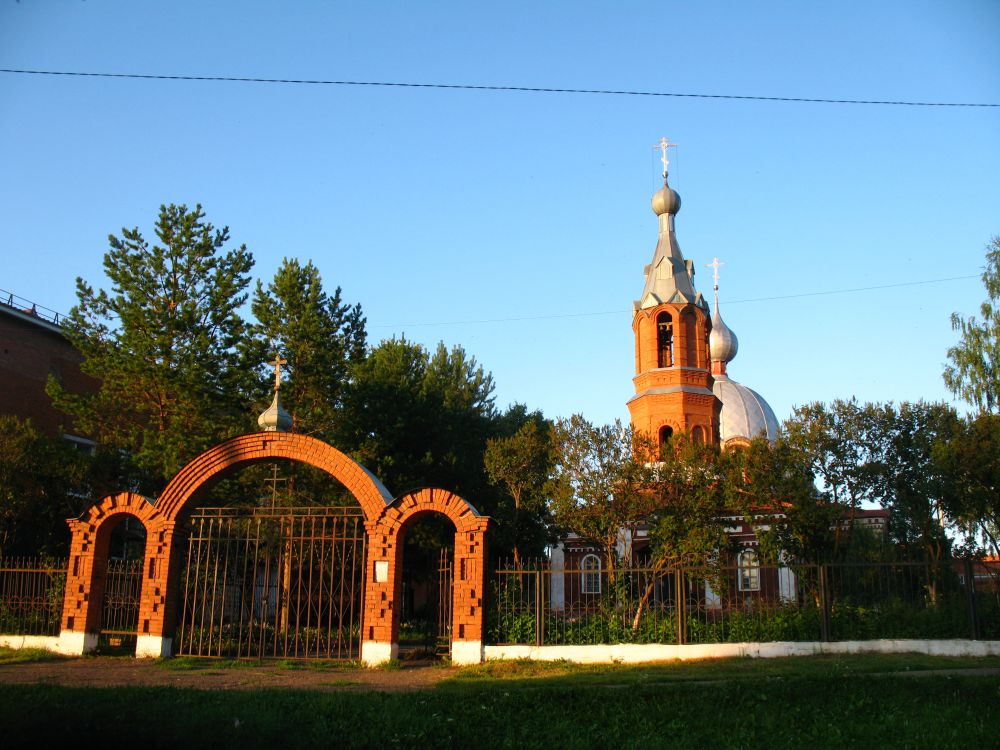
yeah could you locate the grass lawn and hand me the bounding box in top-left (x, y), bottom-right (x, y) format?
top-left (0, 652), bottom-right (996, 749)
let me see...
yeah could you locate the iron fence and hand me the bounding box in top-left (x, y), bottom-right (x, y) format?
top-left (489, 558), bottom-right (1000, 646)
top-left (0, 557), bottom-right (68, 636)
top-left (176, 506), bottom-right (365, 660)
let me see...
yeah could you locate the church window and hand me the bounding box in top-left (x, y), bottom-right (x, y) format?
top-left (658, 425), bottom-right (673, 449)
top-left (738, 549), bottom-right (760, 592)
top-left (581, 554), bottom-right (601, 595)
top-left (656, 312), bottom-right (673, 367)
top-left (691, 426), bottom-right (705, 444)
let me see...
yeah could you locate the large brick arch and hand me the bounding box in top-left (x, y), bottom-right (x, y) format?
top-left (364, 488), bottom-right (490, 664)
top-left (155, 432), bottom-right (393, 523)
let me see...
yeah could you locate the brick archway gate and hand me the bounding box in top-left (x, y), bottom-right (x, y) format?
top-left (58, 432), bottom-right (489, 664)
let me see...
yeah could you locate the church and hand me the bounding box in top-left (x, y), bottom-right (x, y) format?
top-left (550, 140), bottom-right (786, 606)
top-left (628, 138), bottom-right (778, 450)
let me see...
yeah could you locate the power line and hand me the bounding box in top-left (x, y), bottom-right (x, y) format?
top-left (371, 273), bottom-right (981, 328)
top-left (1, 68), bottom-right (997, 108)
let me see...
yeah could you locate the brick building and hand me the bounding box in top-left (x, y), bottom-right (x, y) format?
top-left (0, 291), bottom-right (94, 448)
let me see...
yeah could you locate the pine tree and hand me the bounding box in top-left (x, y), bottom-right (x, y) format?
top-left (48, 204), bottom-right (255, 490)
top-left (251, 258), bottom-right (366, 438)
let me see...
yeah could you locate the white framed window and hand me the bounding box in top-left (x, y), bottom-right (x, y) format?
top-left (581, 554), bottom-right (601, 595)
top-left (738, 548), bottom-right (760, 592)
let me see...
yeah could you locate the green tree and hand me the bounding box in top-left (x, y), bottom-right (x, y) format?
top-left (251, 258), bottom-right (366, 437)
top-left (872, 401), bottom-right (957, 562)
top-left (484, 418), bottom-right (553, 568)
top-left (944, 236), bottom-right (1000, 413)
top-left (629, 432), bottom-right (730, 629)
top-left (783, 399), bottom-right (884, 555)
top-left (934, 413), bottom-right (1000, 558)
top-left (48, 204), bottom-right (255, 490)
top-left (727, 437), bottom-right (841, 564)
top-left (547, 416), bottom-right (656, 581)
top-left (0, 417), bottom-right (91, 556)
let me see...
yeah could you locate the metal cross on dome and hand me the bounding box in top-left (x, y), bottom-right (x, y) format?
top-left (707, 257), bottom-right (725, 295)
top-left (268, 354), bottom-right (287, 392)
top-left (654, 136), bottom-right (678, 179)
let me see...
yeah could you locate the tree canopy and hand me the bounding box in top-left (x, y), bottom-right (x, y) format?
top-left (944, 236), bottom-right (1000, 414)
top-left (48, 204), bottom-right (255, 490)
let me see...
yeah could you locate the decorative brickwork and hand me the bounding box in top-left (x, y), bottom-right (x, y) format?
top-left (628, 303), bottom-right (718, 445)
top-left (365, 488), bottom-right (489, 646)
top-left (61, 433), bottom-right (490, 662)
top-left (61, 492), bottom-right (164, 635)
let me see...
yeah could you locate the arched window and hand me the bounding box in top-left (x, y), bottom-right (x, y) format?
top-left (691, 425), bottom-right (705, 444)
top-left (581, 554), bottom-right (601, 595)
top-left (658, 425), bottom-right (673, 449)
top-left (738, 548), bottom-right (760, 592)
top-left (656, 312), bottom-right (673, 368)
top-left (682, 309), bottom-right (698, 367)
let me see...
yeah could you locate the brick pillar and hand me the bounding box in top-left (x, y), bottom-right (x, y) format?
top-left (451, 520), bottom-right (489, 665)
top-left (134, 521), bottom-right (176, 657)
top-left (361, 518), bottom-right (402, 665)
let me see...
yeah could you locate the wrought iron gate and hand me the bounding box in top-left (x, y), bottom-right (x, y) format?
top-left (436, 547), bottom-right (453, 658)
top-left (176, 506), bottom-right (365, 659)
top-left (98, 558), bottom-right (142, 653)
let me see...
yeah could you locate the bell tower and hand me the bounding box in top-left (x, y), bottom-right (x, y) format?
top-left (627, 139), bottom-right (718, 448)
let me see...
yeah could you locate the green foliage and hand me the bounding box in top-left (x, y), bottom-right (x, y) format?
top-left (484, 418), bottom-right (554, 566)
top-left (944, 235), bottom-right (1000, 413)
top-left (0, 417), bottom-right (90, 556)
top-left (48, 204), bottom-right (256, 490)
top-left (727, 436), bottom-right (841, 564)
top-left (934, 413), bottom-right (1000, 557)
top-left (548, 416), bottom-right (657, 577)
top-left (251, 258), bottom-right (366, 438)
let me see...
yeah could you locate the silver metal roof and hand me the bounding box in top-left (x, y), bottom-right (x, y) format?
top-left (712, 374), bottom-right (779, 444)
top-left (634, 185), bottom-right (707, 312)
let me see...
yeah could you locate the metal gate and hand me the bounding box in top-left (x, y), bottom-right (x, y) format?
top-left (436, 547), bottom-right (453, 658)
top-left (176, 506), bottom-right (365, 659)
top-left (98, 558), bottom-right (142, 653)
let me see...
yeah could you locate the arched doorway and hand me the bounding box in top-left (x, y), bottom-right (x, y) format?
top-left (398, 512), bottom-right (456, 660)
top-left (97, 515), bottom-right (146, 655)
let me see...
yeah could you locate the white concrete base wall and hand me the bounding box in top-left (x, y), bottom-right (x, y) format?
top-left (53, 630), bottom-right (99, 655)
top-left (0, 635), bottom-right (61, 651)
top-left (450, 640), bottom-right (483, 665)
top-left (135, 635), bottom-right (172, 658)
top-left (484, 639), bottom-right (1000, 664)
top-left (361, 640), bottom-right (398, 666)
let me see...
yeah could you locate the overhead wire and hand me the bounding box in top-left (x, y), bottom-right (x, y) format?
top-left (370, 273), bottom-right (981, 328)
top-left (1, 68), bottom-right (997, 108)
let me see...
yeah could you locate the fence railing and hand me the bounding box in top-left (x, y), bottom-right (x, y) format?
top-left (488, 559), bottom-right (1000, 647)
top-left (0, 557), bottom-right (68, 637)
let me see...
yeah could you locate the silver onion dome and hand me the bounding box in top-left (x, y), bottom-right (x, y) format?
top-left (709, 301), bottom-right (739, 364)
top-left (257, 390), bottom-right (292, 432)
top-left (712, 375), bottom-right (779, 444)
top-left (651, 184), bottom-right (681, 216)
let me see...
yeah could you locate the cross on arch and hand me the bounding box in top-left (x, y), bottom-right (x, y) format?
top-left (268, 354), bottom-right (287, 392)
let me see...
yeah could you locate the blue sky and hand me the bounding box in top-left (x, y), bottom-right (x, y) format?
top-left (1, 1), bottom-right (998, 428)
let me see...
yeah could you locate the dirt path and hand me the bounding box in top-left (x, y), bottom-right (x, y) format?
top-left (0, 656), bottom-right (452, 692)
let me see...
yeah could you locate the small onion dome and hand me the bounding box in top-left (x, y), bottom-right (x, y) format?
top-left (651, 184), bottom-right (681, 216)
top-left (712, 375), bottom-right (779, 444)
top-left (709, 302), bottom-right (739, 364)
top-left (257, 390), bottom-right (292, 432)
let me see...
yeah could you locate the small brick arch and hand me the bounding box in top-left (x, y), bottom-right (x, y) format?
top-left (61, 492), bottom-right (162, 638)
top-left (365, 488), bottom-right (489, 663)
